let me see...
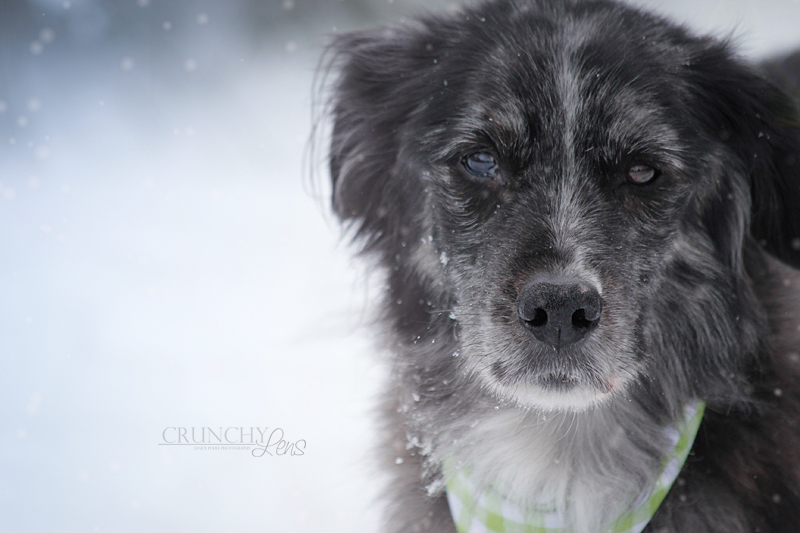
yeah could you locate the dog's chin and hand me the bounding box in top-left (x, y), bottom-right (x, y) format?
top-left (493, 375), bottom-right (621, 412)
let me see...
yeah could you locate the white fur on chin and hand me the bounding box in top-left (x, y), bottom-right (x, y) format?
top-left (493, 377), bottom-right (624, 412)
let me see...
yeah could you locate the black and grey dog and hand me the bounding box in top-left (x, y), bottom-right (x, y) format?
top-left (322, 0), bottom-right (800, 531)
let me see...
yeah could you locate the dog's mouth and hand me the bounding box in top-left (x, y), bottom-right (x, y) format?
top-left (489, 351), bottom-right (619, 400)
top-left (489, 363), bottom-right (621, 411)
top-left (537, 373), bottom-right (580, 391)
top-left (505, 372), bottom-right (618, 411)
top-left (534, 370), bottom-right (616, 394)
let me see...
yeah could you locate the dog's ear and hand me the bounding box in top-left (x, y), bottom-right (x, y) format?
top-left (685, 43), bottom-right (800, 268)
top-left (326, 26), bottom-right (439, 254)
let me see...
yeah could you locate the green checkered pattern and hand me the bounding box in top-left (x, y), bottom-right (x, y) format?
top-left (446, 401), bottom-right (705, 533)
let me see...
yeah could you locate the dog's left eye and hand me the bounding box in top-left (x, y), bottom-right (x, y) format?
top-left (625, 164), bottom-right (659, 185)
top-left (463, 151), bottom-right (499, 179)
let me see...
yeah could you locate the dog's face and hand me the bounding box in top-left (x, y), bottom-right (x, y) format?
top-left (327, 0), bottom-right (800, 411)
top-left (413, 11), bottom-right (717, 410)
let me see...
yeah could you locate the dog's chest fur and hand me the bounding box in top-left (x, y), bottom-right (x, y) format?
top-left (429, 403), bottom-right (670, 532)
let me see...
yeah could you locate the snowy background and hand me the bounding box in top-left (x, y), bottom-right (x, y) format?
top-left (0, 0), bottom-right (798, 532)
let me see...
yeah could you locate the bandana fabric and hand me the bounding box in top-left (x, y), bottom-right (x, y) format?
top-left (446, 401), bottom-right (705, 533)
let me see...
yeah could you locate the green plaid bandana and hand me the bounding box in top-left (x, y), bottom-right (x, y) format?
top-left (446, 401), bottom-right (705, 533)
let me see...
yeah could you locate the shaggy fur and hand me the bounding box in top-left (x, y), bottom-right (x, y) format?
top-left (321, 1), bottom-right (800, 531)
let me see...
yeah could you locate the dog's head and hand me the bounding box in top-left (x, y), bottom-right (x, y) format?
top-left (325, 0), bottom-right (800, 411)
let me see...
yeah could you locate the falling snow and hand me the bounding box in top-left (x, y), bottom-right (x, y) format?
top-left (40, 28), bottom-right (56, 44)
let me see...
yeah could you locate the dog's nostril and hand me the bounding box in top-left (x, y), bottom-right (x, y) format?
top-left (571, 308), bottom-right (591, 329)
top-left (530, 308), bottom-right (548, 327)
top-left (572, 304), bottom-right (601, 328)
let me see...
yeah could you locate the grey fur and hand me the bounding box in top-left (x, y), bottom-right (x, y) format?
top-left (321, 0), bottom-right (800, 531)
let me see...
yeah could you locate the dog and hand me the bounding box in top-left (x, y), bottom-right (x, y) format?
top-left (321, 0), bottom-right (800, 531)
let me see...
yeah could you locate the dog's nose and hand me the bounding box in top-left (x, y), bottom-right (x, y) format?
top-left (517, 279), bottom-right (602, 350)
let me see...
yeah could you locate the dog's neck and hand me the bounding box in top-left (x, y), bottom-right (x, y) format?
top-left (429, 397), bottom-right (699, 533)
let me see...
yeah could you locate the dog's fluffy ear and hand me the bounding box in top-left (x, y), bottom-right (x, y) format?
top-left (326, 26), bottom-right (439, 254)
top-left (686, 43), bottom-right (800, 268)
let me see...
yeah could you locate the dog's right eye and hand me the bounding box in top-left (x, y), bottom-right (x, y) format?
top-left (625, 164), bottom-right (659, 185)
top-left (463, 152), bottom-right (499, 179)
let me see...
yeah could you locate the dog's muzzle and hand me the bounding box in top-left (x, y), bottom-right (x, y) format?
top-left (517, 278), bottom-right (602, 350)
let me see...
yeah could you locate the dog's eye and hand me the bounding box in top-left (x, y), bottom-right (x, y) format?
top-left (463, 152), bottom-right (498, 179)
top-left (625, 164), bottom-right (659, 185)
